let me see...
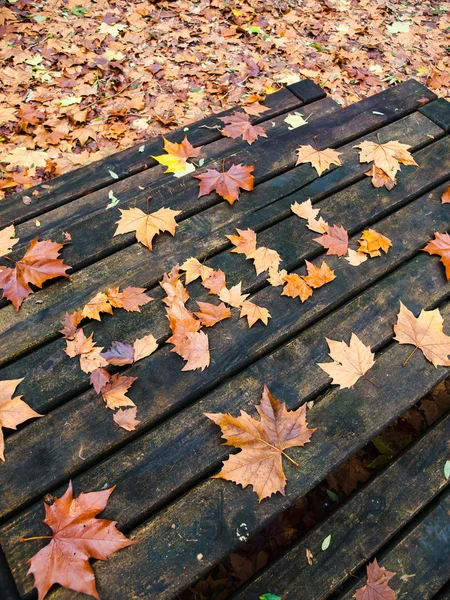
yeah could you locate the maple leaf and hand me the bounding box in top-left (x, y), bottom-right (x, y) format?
top-left (240, 301), bottom-right (271, 327)
top-left (442, 185), bottom-right (450, 204)
top-left (0, 238), bottom-right (71, 310)
top-left (296, 145), bottom-right (342, 176)
top-left (220, 111), bottom-right (267, 145)
top-left (353, 559), bottom-right (396, 600)
top-left (202, 269), bottom-right (226, 295)
top-left (160, 266), bottom-right (190, 305)
top-left (205, 385), bottom-right (316, 501)
top-left (0, 225), bottom-right (19, 257)
top-left (302, 260), bottom-right (336, 288)
top-left (114, 207), bottom-right (180, 250)
top-left (65, 329), bottom-right (108, 374)
top-left (226, 228), bottom-right (257, 257)
top-left (133, 334), bottom-right (158, 362)
top-left (194, 301), bottom-right (231, 326)
top-left (113, 407), bottom-right (141, 431)
top-left (2, 147), bottom-right (48, 169)
top-left (101, 341), bottom-right (135, 366)
top-left (0, 378), bottom-right (42, 461)
top-left (267, 267), bottom-right (288, 287)
top-left (290, 200), bottom-right (320, 221)
top-left (394, 302), bottom-right (450, 367)
top-left (101, 374), bottom-right (137, 409)
top-left (25, 482), bottom-right (134, 600)
top-left (307, 216), bottom-right (329, 234)
top-left (82, 292), bottom-right (113, 321)
top-left (106, 287), bottom-right (151, 311)
top-left (317, 333), bottom-right (375, 389)
top-left (166, 301), bottom-right (202, 346)
top-left (345, 249), bottom-right (368, 266)
top-left (151, 136), bottom-right (201, 173)
top-left (358, 229), bottom-right (392, 257)
top-left (282, 273), bottom-right (313, 302)
top-left (173, 330), bottom-right (210, 371)
top-left (195, 164), bottom-right (255, 205)
top-left (242, 102), bottom-right (269, 116)
top-left (59, 311), bottom-right (83, 339)
top-left (354, 140), bottom-right (417, 181)
top-left (219, 282), bottom-right (249, 307)
top-left (90, 368), bottom-right (111, 394)
top-left (180, 257), bottom-right (213, 284)
top-left (248, 246), bottom-right (281, 276)
top-left (365, 165), bottom-right (396, 190)
top-left (314, 224), bottom-right (349, 256)
top-left (422, 232), bottom-right (450, 279)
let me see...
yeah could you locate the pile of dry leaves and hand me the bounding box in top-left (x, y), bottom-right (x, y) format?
top-left (0, 0), bottom-right (449, 197)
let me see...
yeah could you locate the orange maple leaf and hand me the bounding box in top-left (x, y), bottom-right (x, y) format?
top-left (314, 224), bottom-right (349, 256)
top-left (302, 260), bottom-right (336, 288)
top-left (195, 164), bottom-right (255, 204)
top-left (442, 185), bottom-right (450, 204)
top-left (205, 385), bottom-right (316, 501)
top-left (82, 292), bottom-right (113, 321)
top-left (358, 229), bottom-right (392, 257)
top-left (0, 238), bottom-right (71, 310)
top-left (218, 282), bottom-right (249, 307)
top-left (180, 257), bottom-right (213, 284)
top-left (354, 139), bottom-right (417, 182)
top-left (248, 246), bottom-right (281, 275)
top-left (282, 273), bottom-right (313, 302)
top-left (422, 232), bottom-right (450, 279)
top-left (173, 330), bottom-right (210, 371)
top-left (220, 111), bottom-right (267, 145)
top-left (240, 300), bottom-right (271, 327)
top-left (194, 301), bottom-right (231, 327)
top-left (151, 136), bottom-right (201, 173)
top-left (101, 373), bottom-right (137, 409)
top-left (226, 228), bottom-right (257, 257)
top-left (353, 559), bottom-right (396, 600)
top-left (25, 482), bottom-right (134, 600)
top-left (202, 269), bottom-right (227, 295)
top-left (365, 165), bottom-right (396, 190)
top-left (106, 286), bottom-right (152, 312)
top-left (114, 207), bottom-right (180, 250)
top-left (113, 407), bottom-right (141, 431)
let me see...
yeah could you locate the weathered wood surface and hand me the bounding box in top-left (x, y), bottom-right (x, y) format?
top-left (0, 81), bottom-right (324, 227)
top-left (232, 414), bottom-right (450, 600)
top-left (0, 80), bottom-right (449, 600)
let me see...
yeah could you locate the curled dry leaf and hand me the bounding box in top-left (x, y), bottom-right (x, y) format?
top-left (180, 257), bottom-right (213, 284)
top-left (113, 407), bottom-right (141, 431)
top-left (422, 232), bottom-right (450, 279)
top-left (290, 199), bottom-right (320, 221)
top-left (0, 238), bottom-right (71, 310)
top-left (65, 329), bottom-right (108, 374)
top-left (314, 224), bottom-right (349, 256)
top-left (195, 164), bottom-right (255, 205)
top-left (202, 269), bottom-right (226, 295)
top-left (59, 310), bottom-right (83, 339)
top-left (296, 145), bottom-right (342, 176)
top-left (25, 482), bottom-right (134, 600)
top-left (205, 385), bottom-right (316, 501)
top-left (226, 228), bottom-right (257, 257)
top-left (90, 368), bottom-right (111, 394)
top-left (345, 249), bottom-right (368, 267)
top-left (101, 341), bottom-right (135, 366)
top-left (114, 207), bottom-right (180, 250)
top-left (365, 165), bottom-right (396, 190)
top-left (220, 111), bottom-right (267, 145)
top-left (307, 216), bottom-right (329, 234)
top-left (0, 378), bottom-right (42, 461)
top-left (248, 246), bottom-right (281, 276)
top-left (240, 301), bottom-right (271, 327)
top-left (194, 301), bottom-right (231, 327)
top-left (282, 273), bottom-right (313, 302)
top-left (358, 229), bottom-right (392, 257)
top-left (353, 559), bottom-right (396, 600)
top-left (219, 282), bottom-right (249, 308)
top-left (317, 333), bottom-right (375, 389)
top-left (151, 136), bottom-right (201, 173)
top-left (0, 224), bottom-right (19, 257)
top-left (394, 302), bottom-right (450, 367)
top-left (303, 260), bottom-right (336, 288)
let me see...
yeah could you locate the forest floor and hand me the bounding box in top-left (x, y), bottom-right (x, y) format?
top-left (0, 0), bottom-right (449, 198)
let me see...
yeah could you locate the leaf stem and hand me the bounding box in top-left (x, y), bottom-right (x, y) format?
top-left (363, 374), bottom-right (381, 389)
top-left (20, 536), bottom-right (52, 542)
top-left (259, 439), bottom-right (299, 467)
top-left (402, 346), bottom-right (418, 367)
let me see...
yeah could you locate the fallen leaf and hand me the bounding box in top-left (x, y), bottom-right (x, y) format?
top-left (441, 185), bottom-right (450, 204)
top-left (113, 407), bottom-right (141, 431)
top-left (0, 378), bottom-right (42, 461)
top-left (180, 257), bottom-right (214, 284)
top-left (202, 269), bottom-right (227, 294)
top-left (65, 329), bottom-right (108, 374)
top-left (353, 559), bottom-right (396, 600)
top-left (151, 136), bottom-right (201, 173)
top-left (59, 311), bottom-right (83, 339)
top-left (321, 534), bottom-right (332, 551)
top-left (248, 246), bottom-right (281, 275)
top-left (226, 228), bottom-right (257, 257)
top-left (205, 385), bottom-right (316, 501)
top-left (173, 330), bottom-right (210, 371)
top-left (106, 286), bottom-right (152, 312)
top-left (365, 165), bottom-right (396, 190)
top-left (195, 164), bottom-right (255, 205)
top-left (284, 112), bottom-right (308, 129)
top-left (306, 548), bottom-right (313, 566)
top-left (0, 225), bottom-right (19, 257)
top-left (314, 224), bottom-right (349, 256)
top-left (194, 301), bottom-right (232, 327)
top-left (291, 200), bottom-right (320, 221)
top-left (90, 368), bottom-right (111, 394)
top-left (267, 267), bottom-right (288, 287)
top-left (101, 342), bottom-right (135, 366)
top-left (26, 482), bottom-right (134, 600)
top-left (240, 301), bottom-right (271, 327)
top-left (282, 273), bottom-right (313, 302)
top-left (354, 140), bottom-right (417, 181)
top-left (296, 145), bottom-right (342, 176)
top-left (114, 207), bottom-right (180, 250)
top-left (422, 232), bottom-right (450, 279)
top-left (101, 374), bottom-right (137, 409)
top-left (358, 229), bottom-right (392, 257)
top-left (82, 292), bottom-right (113, 321)
top-left (307, 216), bottom-right (329, 234)
top-left (394, 302), bottom-right (450, 367)
top-left (133, 334), bottom-right (158, 362)
top-left (242, 103), bottom-right (269, 116)
top-left (345, 249), bottom-right (368, 266)
top-left (219, 282), bottom-right (249, 307)
top-left (318, 333), bottom-right (375, 389)
top-left (220, 111), bottom-right (267, 145)
top-left (302, 260), bottom-right (336, 288)
top-left (0, 238), bottom-right (71, 310)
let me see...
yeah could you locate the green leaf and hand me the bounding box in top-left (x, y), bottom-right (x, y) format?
top-left (284, 112), bottom-right (308, 130)
top-left (59, 96), bottom-right (83, 107)
top-left (70, 5), bottom-right (88, 16)
top-left (247, 25), bottom-right (262, 34)
top-left (321, 534), bottom-right (331, 551)
top-left (372, 436), bottom-right (394, 456)
top-left (25, 54), bottom-right (43, 67)
top-left (445, 460), bottom-right (450, 480)
top-left (106, 190), bottom-right (119, 209)
top-left (326, 489), bottom-right (339, 502)
top-left (386, 21), bottom-right (410, 34)
top-left (138, 145), bottom-right (145, 153)
top-left (33, 15), bottom-right (47, 22)
top-left (260, 595), bottom-right (281, 600)
top-left (108, 170), bottom-right (119, 179)
top-left (367, 454), bottom-right (391, 469)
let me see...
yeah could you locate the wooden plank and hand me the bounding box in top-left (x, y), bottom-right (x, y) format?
top-left (0, 546), bottom-right (19, 600)
top-left (0, 83), bottom-right (319, 227)
top-left (339, 491), bottom-right (450, 600)
top-left (288, 79), bottom-right (326, 102)
top-left (4, 97), bottom-right (340, 271)
top-left (24, 295), bottom-right (450, 600)
top-left (2, 185), bottom-right (450, 594)
top-left (420, 98), bottom-right (450, 133)
top-left (434, 583), bottom-right (450, 600)
top-left (0, 114), bottom-right (446, 365)
top-left (231, 414), bottom-right (450, 600)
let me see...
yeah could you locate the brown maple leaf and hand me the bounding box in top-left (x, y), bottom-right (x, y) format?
top-left (422, 232), bottom-right (450, 279)
top-left (226, 228), bottom-right (257, 257)
top-left (302, 260), bottom-right (336, 288)
top-left (194, 301), bottom-right (232, 327)
top-left (173, 330), bottom-right (210, 371)
top-left (442, 185), bottom-right (450, 204)
top-left (0, 378), bottom-right (42, 461)
top-left (180, 257), bottom-right (213, 284)
top-left (202, 269), bottom-right (227, 295)
top-left (248, 246), bottom-right (281, 276)
top-left (90, 368), bottom-right (111, 394)
top-left (59, 311), bottom-right (83, 339)
top-left (353, 559), bottom-right (396, 600)
top-left (106, 286), bottom-right (152, 312)
top-left (0, 238), bottom-right (71, 310)
top-left (243, 102), bottom-right (269, 116)
top-left (205, 385), bottom-right (316, 501)
top-left (365, 165), bottom-right (396, 190)
top-left (65, 329), bottom-right (108, 374)
top-left (240, 301), bottom-right (271, 327)
top-left (354, 140), bottom-right (417, 181)
top-left (25, 482), bottom-right (134, 600)
top-left (100, 374), bottom-right (137, 409)
top-left (394, 302), bottom-right (450, 367)
top-left (151, 136), bottom-right (201, 173)
top-left (113, 407), bottom-right (141, 431)
top-left (358, 229), bottom-right (392, 257)
top-left (195, 164), bottom-right (255, 205)
top-left (314, 224), bottom-right (349, 256)
top-left (282, 273), bottom-right (313, 302)
top-left (0, 224), bottom-right (19, 257)
top-left (114, 207), bottom-right (180, 250)
top-left (220, 111), bottom-right (267, 145)
top-left (296, 145), bottom-right (342, 176)
top-left (317, 333), bottom-right (375, 389)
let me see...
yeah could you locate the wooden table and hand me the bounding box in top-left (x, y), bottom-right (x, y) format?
top-left (0, 78), bottom-right (449, 600)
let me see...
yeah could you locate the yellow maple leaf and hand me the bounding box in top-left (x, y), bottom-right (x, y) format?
top-left (296, 145), bottom-right (342, 176)
top-left (317, 333), bottom-right (375, 389)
